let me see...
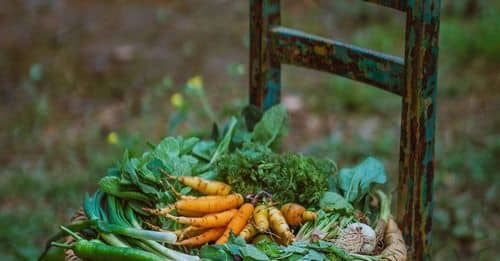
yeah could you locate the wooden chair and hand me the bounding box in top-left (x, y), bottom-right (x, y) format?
top-left (249, 1), bottom-right (441, 259)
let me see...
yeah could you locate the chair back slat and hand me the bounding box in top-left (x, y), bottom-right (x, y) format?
top-left (270, 26), bottom-right (405, 96)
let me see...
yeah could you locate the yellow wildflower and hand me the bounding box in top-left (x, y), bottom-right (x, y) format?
top-left (170, 93), bottom-right (184, 108)
top-left (107, 132), bottom-right (119, 145)
top-left (187, 75), bottom-right (203, 91)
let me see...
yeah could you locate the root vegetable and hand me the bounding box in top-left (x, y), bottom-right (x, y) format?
top-left (175, 227), bottom-right (226, 247)
top-left (280, 203), bottom-right (317, 226)
top-left (380, 219), bottom-right (407, 261)
top-left (253, 204), bottom-right (270, 232)
top-left (175, 193), bottom-right (243, 213)
top-left (166, 209), bottom-right (237, 228)
top-left (174, 226), bottom-right (208, 240)
top-left (144, 194), bottom-right (244, 215)
top-left (239, 222), bottom-right (257, 242)
top-left (216, 203), bottom-right (254, 244)
top-left (164, 171), bottom-right (231, 196)
top-left (335, 223), bottom-right (376, 254)
top-left (176, 209), bottom-right (207, 217)
top-left (268, 207), bottom-right (294, 245)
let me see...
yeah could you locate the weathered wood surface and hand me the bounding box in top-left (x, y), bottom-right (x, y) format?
top-left (270, 26), bottom-right (404, 96)
top-left (397, 1), bottom-right (440, 260)
top-left (249, 0), bottom-right (281, 109)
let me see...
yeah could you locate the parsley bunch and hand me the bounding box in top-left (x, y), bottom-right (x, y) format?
top-left (216, 143), bottom-right (337, 206)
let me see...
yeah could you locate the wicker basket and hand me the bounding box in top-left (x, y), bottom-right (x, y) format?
top-left (62, 209), bottom-right (406, 261)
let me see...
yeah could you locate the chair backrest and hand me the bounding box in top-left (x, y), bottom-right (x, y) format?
top-left (249, 1), bottom-right (441, 260)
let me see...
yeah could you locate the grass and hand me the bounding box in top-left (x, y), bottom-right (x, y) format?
top-left (0, 1), bottom-right (499, 260)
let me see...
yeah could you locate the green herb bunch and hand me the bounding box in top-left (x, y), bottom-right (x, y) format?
top-left (216, 142), bottom-right (337, 206)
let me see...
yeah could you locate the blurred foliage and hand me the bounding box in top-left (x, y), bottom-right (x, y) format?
top-left (0, 0), bottom-right (499, 260)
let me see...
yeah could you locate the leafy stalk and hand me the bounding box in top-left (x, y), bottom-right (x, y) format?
top-left (101, 195), bottom-right (177, 244)
top-left (95, 222), bottom-right (176, 244)
top-left (100, 233), bottom-right (130, 248)
top-left (374, 190), bottom-right (390, 223)
top-left (124, 205), bottom-right (200, 261)
top-left (208, 117), bottom-right (237, 166)
top-left (296, 212), bottom-right (343, 241)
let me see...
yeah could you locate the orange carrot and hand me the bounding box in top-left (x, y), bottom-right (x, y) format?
top-left (163, 170), bottom-right (231, 195)
top-left (280, 203), bottom-right (317, 226)
top-left (166, 209), bottom-right (238, 228)
top-left (175, 193), bottom-right (244, 213)
top-left (216, 203), bottom-right (254, 244)
top-left (176, 209), bottom-right (206, 217)
top-left (174, 226), bottom-right (208, 240)
top-left (144, 194), bottom-right (244, 215)
top-left (175, 227), bottom-right (226, 247)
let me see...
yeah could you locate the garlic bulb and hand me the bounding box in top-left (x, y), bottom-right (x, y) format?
top-left (335, 223), bottom-right (377, 254)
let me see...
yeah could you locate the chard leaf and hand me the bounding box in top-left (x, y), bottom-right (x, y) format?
top-left (251, 104), bottom-right (288, 147)
top-left (192, 140), bottom-right (216, 161)
top-left (199, 245), bottom-right (233, 261)
top-left (338, 157), bottom-right (387, 203)
top-left (301, 249), bottom-right (325, 261)
top-left (282, 244), bottom-right (307, 254)
top-left (122, 159), bottom-right (159, 197)
top-left (255, 241), bottom-right (282, 259)
top-left (146, 158), bottom-right (166, 180)
top-left (240, 244), bottom-right (270, 261)
top-left (155, 137), bottom-right (181, 160)
top-left (319, 192), bottom-right (354, 213)
top-left (199, 170), bottom-right (217, 180)
top-left (181, 137), bottom-right (200, 154)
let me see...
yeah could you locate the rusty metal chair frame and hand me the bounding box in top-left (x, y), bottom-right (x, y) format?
top-left (249, 1), bottom-right (441, 259)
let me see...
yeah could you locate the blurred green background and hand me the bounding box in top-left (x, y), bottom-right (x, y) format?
top-left (0, 0), bottom-right (499, 260)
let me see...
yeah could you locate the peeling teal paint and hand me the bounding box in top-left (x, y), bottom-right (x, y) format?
top-left (262, 1), bottom-right (279, 17)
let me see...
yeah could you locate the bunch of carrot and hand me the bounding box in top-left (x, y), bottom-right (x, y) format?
top-left (144, 174), bottom-right (318, 247)
top-left (144, 174), bottom-right (255, 247)
top-left (238, 202), bottom-right (318, 245)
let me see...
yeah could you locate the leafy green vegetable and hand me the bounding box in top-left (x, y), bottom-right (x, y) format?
top-left (199, 245), bottom-right (233, 261)
top-left (254, 240), bottom-right (283, 259)
top-left (208, 117), bottom-right (237, 166)
top-left (319, 192), bottom-right (354, 214)
top-left (338, 157), bottom-right (387, 204)
top-left (295, 210), bottom-right (354, 242)
top-left (98, 176), bottom-right (150, 202)
top-left (217, 143), bottom-right (336, 205)
top-left (251, 104), bottom-right (288, 148)
top-left (200, 237), bottom-right (381, 261)
top-left (239, 244), bottom-right (270, 261)
top-left (192, 140), bottom-right (216, 160)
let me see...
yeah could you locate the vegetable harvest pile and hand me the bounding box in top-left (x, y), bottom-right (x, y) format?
top-left (40, 105), bottom-right (407, 261)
